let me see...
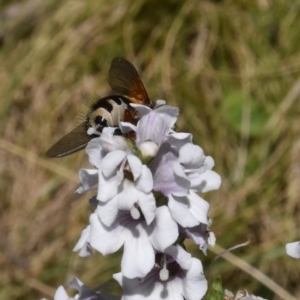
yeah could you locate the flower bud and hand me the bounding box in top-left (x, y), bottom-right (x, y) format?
top-left (139, 141), bottom-right (159, 158)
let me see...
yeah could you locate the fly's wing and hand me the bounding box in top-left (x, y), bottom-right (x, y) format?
top-left (109, 57), bottom-right (151, 105)
top-left (45, 122), bottom-right (92, 158)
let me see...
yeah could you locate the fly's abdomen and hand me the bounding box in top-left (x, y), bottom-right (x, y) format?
top-left (88, 95), bottom-right (130, 128)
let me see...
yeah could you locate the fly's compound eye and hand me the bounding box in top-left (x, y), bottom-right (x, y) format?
top-left (95, 116), bottom-right (109, 128)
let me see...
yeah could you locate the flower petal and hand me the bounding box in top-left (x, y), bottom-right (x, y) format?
top-left (154, 160), bottom-right (188, 196)
top-left (286, 241), bottom-right (300, 258)
top-left (188, 192), bottom-right (210, 224)
top-left (180, 224), bottom-right (210, 255)
top-left (90, 213), bottom-right (125, 255)
top-left (154, 99), bottom-right (166, 108)
top-left (168, 195), bottom-right (199, 227)
top-left (136, 112), bottom-right (169, 146)
top-left (86, 138), bottom-right (102, 168)
top-left (54, 286), bottom-right (69, 300)
top-left (183, 258), bottom-right (207, 300)
top-left (67, 277), bottom-right (84, 292)
top-left (98, 171), bottom-right (121, 202)
top-left (66, 277), bottom-right (121, 300)
top-left (118, 180), bottom-right (139, 210)
top-left (130, 103), bottom-right (152, 116)
top-left (204, 156), bottom-right (214, 169)
top-left (179, 144), bottom-right (205, 169)
top-left (173, 162), bottom-right (190, 196)
top-left (113, 272), bottom-right (158, 300)
top-left (101, 150), bottom-right (126, 178)
top-left (119, 121), bottom-right (137, 134)
top-left (127, 154), bottom-right (142, 181)
top-left (73, 226), bottom-right (92, 257)
top-left (165, 244), bottom-right (192, 270)
top-left (155, 104), bottom-right (179, 129)
top-left (75, 169), bottom-right (98, 195)
top-left (165, 133), bottom-right (192, 149)
top-left (136, 165), bottom-right (153, 193)
top-left (122, 223), bottom-right (155, 279)
top-left (149, 206), bottom-right (178, 252)
top-left (138, 192), bottom-right (156, 225)
top-left (165, 278), bottom-right (185, 300)
top-left (96, 197), bottom-right (119, 227)
top-left (100, 127), bottom-right (128, 152)
top-left (189, 170), bottom-right (221, 193)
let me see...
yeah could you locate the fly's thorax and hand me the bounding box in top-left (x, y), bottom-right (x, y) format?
top-left (87, 96), bottom-right (130, 131)
top-left (46, 58), bottom-right (150, 158)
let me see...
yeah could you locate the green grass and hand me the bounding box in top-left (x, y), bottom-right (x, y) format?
top-left (1, 0), bottom-right (300, 299)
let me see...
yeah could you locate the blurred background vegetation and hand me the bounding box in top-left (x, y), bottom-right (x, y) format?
top-left (0, 0), bottom-right (300, 299)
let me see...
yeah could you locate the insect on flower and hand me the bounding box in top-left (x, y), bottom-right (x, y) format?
top-left (46, 58), bottom-right (153, 158)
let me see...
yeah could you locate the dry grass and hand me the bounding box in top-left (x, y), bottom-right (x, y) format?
top-left (1, 0), bottom-right (300, 299)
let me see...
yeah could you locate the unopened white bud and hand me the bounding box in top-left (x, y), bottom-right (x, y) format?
top-left (139, 141), bottom-right (159, 158)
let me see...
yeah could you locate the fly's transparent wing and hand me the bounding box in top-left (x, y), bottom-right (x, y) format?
top-left (45, 122), bottom-right (92, 158)
top-left (109, 57), bottom-right (150, 105)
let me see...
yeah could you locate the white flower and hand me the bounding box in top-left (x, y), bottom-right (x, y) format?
top-left (47, 95), bottom-right (226, 300)
top-left (168, 192), bottom-right (210, 228)
top-left (179, 144), bottom-right (221, 193)
top-left (233, 289), bottom-right (267, 300)
top-left (151, 143), bottom-right (191, 197)
top-left (75, 101), bottom-right (220, 266)
top-left (151, 140), bottom-right (221, 195)
top-left (150, 142), bottom-right (214, 228)
top-left (89, 206), bottom-right (178, 279)
top-left (113, 245), bottom-right (207, 300)
top-left (97, 151), bottom-right (153, 207)
top-left (75, 128), bottom-right (129, 196)
top-left (118, 102), bottom-right (178, 146)
top-left (179, 222), bottom-right (215, 255)
top-left (134, 104), bottom-right (178, 146)
top-left (53, 277), bottom-right (120, 300)
top-left (286, 241), bottom-right (300, 258)
top-left (139, 141), bottom-right (159, 158)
